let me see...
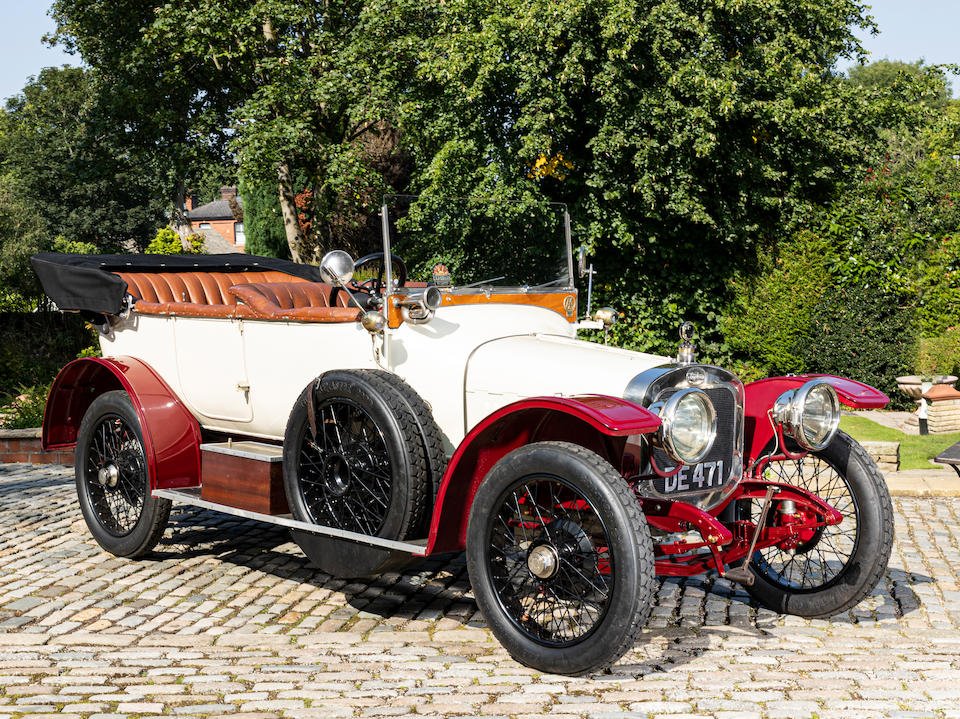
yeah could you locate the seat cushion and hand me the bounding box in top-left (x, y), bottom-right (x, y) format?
top-left (229, 283), bottom-right (361, 323)
top-left (117, 270), bottom-right (307, 305)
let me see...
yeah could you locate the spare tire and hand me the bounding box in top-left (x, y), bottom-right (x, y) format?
top-left (283, 370), bottom-right (430, 576)
top-left (364, 369), bottom-right (448, 534)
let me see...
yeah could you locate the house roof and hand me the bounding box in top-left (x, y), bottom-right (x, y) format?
top-left (186, 197), bottom-right (243, 222)
top-left (196, 227), bottom-right (238, 254)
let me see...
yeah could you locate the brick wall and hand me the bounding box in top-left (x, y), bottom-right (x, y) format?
top-left (0, 429), bottom-right (73, 466)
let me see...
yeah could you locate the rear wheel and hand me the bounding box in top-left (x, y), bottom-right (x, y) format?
top-left (75, 390), bottom-right (170, 558)
top-left (744, 431), bottom-right (893, 617)
top-left (467, 442), bottom-right (655, 675)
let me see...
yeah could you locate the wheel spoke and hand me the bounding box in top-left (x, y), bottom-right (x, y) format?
top-left (486, 477), bottom-right (614, 647)
top-left (752, 447), bottom-right (859, 592)
top-left (298, 398), bottom-right (393, 536)
top-left (82, 413), bottom-right (146, 537)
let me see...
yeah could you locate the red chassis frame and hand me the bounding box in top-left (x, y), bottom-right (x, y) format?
top-left (44, 359), bottom-right (886, 578)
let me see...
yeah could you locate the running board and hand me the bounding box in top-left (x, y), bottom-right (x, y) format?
top-left (152, 487), bottom-right (428, 556)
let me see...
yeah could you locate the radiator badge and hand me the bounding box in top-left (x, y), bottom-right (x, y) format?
top-left (686, 367), bottom-right (706, 386)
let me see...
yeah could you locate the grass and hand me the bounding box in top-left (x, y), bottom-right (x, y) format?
top-left (840, 414), bottom-right (960, 471)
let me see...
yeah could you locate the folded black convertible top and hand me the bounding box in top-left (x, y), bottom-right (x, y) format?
top-left (31, 252), bottom-right (323, 315)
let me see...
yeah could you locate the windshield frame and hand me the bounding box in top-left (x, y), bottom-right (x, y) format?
top-left (379, 195), bottom-right (576, 296)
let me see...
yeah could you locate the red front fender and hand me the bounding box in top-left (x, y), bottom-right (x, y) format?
top-left (425, 395), bottom-right (661, 554)
top-left (743, 374), bottom-right (888, 464)
top-left (43, 357), bottom-right (201, 490)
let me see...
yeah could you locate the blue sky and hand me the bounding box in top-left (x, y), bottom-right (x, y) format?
top-left (0, 1), bottom-right (958, 102)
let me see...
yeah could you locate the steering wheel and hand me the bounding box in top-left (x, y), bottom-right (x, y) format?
top-left (349, 252), bottom-right (408, 295)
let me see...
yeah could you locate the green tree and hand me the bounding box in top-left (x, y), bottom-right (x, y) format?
top-left (0, 173), bottom-right (47, 307)
top-left (50, 0), bottom-right (236, 226)
top-left (394, 0), bottom-right (908, 358)
top-left (145, 227), bottom-right (205, 255)
top-left (240, 179), bottom-right (290, 259)
top-left (848, 59), bottom-right (952, 107)
top-left (0, 67), bottom-right (165, 251)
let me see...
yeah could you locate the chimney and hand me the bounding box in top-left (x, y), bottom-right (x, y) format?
top-left (220, 185), bottom-right (238, 201)
top-left (185, 194), bottom-right (196, 212)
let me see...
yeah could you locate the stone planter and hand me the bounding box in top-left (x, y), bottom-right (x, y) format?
top-left (897, 375), bottom-right (959, 434)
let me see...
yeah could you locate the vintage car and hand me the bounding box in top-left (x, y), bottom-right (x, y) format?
top-left (31, 200), bottom-right (893, 675)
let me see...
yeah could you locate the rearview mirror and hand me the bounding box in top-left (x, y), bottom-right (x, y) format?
top-left (319, 250), bottom-right (355, 286)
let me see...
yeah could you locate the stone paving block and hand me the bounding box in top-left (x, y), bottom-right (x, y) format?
top-left (3, 464), bottom-right (960, 717)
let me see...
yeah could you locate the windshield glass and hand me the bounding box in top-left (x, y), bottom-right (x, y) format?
top-left (382, 195), bottom-right (573, 290)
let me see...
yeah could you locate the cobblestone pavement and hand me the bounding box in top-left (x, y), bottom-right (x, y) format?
top-left (0, 464), bottom-right (958, 719)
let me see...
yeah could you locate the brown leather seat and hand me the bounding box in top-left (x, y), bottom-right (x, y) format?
top-left (228, 283), bottom-right (360, 323)
top-left (117, 270), bottom-right (307, 318)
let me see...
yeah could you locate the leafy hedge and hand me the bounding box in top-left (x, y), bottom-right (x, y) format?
top-left (0, 312), bottom-right (95, 406)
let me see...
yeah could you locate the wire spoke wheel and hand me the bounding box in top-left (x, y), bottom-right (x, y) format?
top-left (82, 413), bottom-right (146, 537)
top-left (752, 452), bottom-right (858, 591)
top-left (489, 476), bottom-right (614, 646)
top-left (75, 390), bottom-right (170, 558)
top-left (467, 442), bottom-right (654, 675)
top-left (297, 398), bottom-right (392, 535)
top-left (742, 431), bottom-right (893, 618)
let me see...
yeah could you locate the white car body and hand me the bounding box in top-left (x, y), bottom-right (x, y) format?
top-left (101, 300), bottom-right (670, 450)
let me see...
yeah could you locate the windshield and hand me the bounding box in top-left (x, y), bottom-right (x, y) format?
top-left (381, 195), bottom-right (573, 291)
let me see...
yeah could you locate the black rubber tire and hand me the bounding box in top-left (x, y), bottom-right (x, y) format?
top-left (283, 370), bottom-right (430, 544)
top-left (365, 369), bottom-right (447, 532)
top-left (74, 390), bottom-right (171, 558)
top-left (745, 431), bottom-right (894, 617)
top-left (466, 442), bottom-right (655, 675)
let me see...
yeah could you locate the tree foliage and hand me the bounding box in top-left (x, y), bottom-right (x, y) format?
top-left (0, 67), bottom-right (166, 252)
top-left (724, 73), bottom-right (960, 398)
top-left (388, 0), bottom-right (909, 358)
top-left (145, 228), bottom-right (205, 255)
top-left (848, 59), bottom-right (952, 107)
top-left (241, 179), bottom-right (290, 259)
top-left (50, 0), bottom-right (236, 223)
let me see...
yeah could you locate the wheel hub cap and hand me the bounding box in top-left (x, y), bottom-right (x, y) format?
top-left (527, 544), bottom-right (560, 580)
top-left (97, 464), bottom-right (119, 488)
top-left (323, 454), bottom-right (351, 496)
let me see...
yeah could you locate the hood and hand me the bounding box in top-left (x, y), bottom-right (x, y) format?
top-left (466, 333), bottom-right (670, 404)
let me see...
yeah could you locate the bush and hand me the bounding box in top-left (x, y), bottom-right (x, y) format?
top-left (0, 312), bottom-right (94, 405)
top-left (722, 231), bottom-right (832, 377)
top-left (0, 384), bottom-right (49, 429)
top-left (916, 330), bottom-right (960, 378)
top-left (799, 287), bottom-right (915, 407)
top-left (722, 229), bottom-right (915, 405)
top-left (915, 233), bottom-right (960, 337)
top-left (145, 227), bottom-right (205, 255)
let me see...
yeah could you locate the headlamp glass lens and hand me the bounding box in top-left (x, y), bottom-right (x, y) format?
top-left (800, 384), bottom-right (839, 448)
top-left (672, 392), bottom-right (715, 462)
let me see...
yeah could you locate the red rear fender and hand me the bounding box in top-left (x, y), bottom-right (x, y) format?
top-left (425, 395), bottom-right (661, 554)
top-left (44, 357), bottom-right (201, 490)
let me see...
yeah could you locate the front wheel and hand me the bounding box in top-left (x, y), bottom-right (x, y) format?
top-left (744, 431), bottom-right (894, 617)
top-left (466, 442), bottom-right (655, 675)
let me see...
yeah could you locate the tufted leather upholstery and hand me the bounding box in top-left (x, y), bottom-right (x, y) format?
top-left (228, 283), bottom-right (360, 323)
top-left (226, 281), bottom-right (351, 310)
top-left (118, 271), bottom-right (304, 305)
top-left (116, 270), bottom-right (308, 319)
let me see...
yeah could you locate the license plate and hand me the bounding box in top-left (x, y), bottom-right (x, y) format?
top-left (657, 460), bottom-right (725, 494)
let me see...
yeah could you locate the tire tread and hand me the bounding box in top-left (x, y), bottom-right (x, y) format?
top-left (747, 430), bottom-right (894, 618)
top-left (364, 369), bottom-right (447, 533)
top-left (548, 442), bottom-right (655, 674)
